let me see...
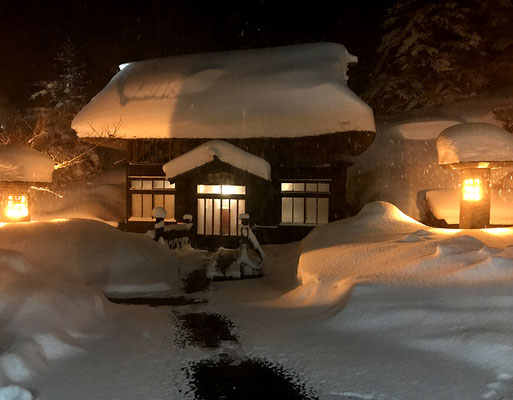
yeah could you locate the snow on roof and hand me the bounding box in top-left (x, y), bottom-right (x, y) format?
top-left (382, 91), bottom-right (513, 140)
top-left (436, 123), bottom-right (513, 165)
top-left (0, 144), bottom-right (54, 183)
top-left (163, 140), bottom-right (271, 181)
top-left (72, 42), bottom-right (375, 140)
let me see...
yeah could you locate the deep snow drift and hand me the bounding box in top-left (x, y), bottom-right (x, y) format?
top-left (0, 219), bottom-right (181, 295)
top-left (209, 202), bottom-right (513, 399)
top-left (0, 144), bottom-right (54, 183)
top-left (0, 248), bottom-right (113, 391)
top-left (72, 42), bottom-right (375, 139)
top-left (4, 201), bottom-right (513, 400)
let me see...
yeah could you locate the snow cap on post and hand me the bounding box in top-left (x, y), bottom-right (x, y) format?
top-left (436, 123), bottom-right (513, 168)
top-left (151, 207), bottom-right (167, 219)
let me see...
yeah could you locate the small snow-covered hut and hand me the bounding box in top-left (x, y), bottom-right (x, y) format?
top-left (0, 144), bottom-right (54, 221)
top-left (72, 42), bottom-right (375, 247)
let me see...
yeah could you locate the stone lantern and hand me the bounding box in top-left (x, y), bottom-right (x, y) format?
top-left (436, 123), bottom-right (513, 229)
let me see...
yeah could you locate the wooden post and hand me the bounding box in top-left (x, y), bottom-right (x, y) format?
top-left (459, 168), bottom-right (490, 229)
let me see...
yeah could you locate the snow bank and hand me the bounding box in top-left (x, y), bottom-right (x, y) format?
top-left (163, 140), bottom-right (271, 181)
top-left (0, 248), bottom-right (112, 388)
top-left (296, 202), bottom-right (513, 304)
top-left (0, 145), bottom-right (54, 183)
top-left (426, 188), bottom-right (513, 225)
top-left (72, 42), bottom-right (375, 139)
top-left (0, 219), bottom-right (181, 296)
top-left (437, 123), bottom-right (513, 165)
top-left (0, 386), bottom-right (32, 400)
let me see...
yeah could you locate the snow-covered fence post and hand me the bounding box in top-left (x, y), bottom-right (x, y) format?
top-left (152, 207), bottom-right (167, 242)
top-left (181, 214), bottom-right (193, 248)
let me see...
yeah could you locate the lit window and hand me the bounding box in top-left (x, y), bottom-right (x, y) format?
top-left (463, 178), bottom-right (482, 201)
top-left (280, 181), bottom-right (330, 224)
top-left (129, 177), bottom-right (175, 220)
top-left (6, 195), bottom-right (29, 219)
top-left (197, 185), bottom-right (245, 195)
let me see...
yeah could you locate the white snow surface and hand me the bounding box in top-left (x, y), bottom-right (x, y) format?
top-left (163, 140), bottom-right (271, 181)
top-left (0, 248), bottom-right (112, 389)
top-left (0, 386), bottom-right (32, 400)
top-left (7, 201), bottom-right (513, 399)
top-left (437, 123), bottom-right (513, 165)
top-left (0, 219), bottom-right (181, 296)
top-left (0, 145), bottom-right (54, 183)
top-left (72, 42), bottom-right (375, 139)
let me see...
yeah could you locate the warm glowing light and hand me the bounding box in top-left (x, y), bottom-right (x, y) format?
top-left (481, 228), bottom-right (513, 236)
top-left (220, 185), bottom-right (245, 195)
top-left (430, 228), bottom-right (463, 235)
top-left (197, 185), bottom-right (245, 195)
top-left (463, 179), bottom-right (481, 201)
top-left (6, 195), bottom-right (29, 219)
top-left (478, 162), bottom-right (490, 168)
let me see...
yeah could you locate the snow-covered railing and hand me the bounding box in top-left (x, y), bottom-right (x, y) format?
top-left (148, 210), bottom-right (193, 249)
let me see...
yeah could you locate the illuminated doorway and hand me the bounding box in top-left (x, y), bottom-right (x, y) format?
top-left (196, 185), bottom-right (246, 236)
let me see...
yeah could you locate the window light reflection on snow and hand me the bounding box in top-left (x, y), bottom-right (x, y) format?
top-left (6, 195), bottom-right (29, 219)
top-left (463, 178), bottom-right (482, 201)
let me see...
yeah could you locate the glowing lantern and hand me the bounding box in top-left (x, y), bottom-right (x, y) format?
top-left (6, 194), bottom-right (29, 219)
top-left (458, 168), bottom-right (490, 229)
top-left (462, 178), bottom-right (481, 201)
top-left (436, 123), bottom-right (513, 229)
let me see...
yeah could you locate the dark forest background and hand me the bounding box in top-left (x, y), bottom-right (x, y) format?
top-left (0, 0), bottom-right (394, 107)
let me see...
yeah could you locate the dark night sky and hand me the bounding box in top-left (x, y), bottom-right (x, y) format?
top-left (0, 0), bottom-right (395, 107)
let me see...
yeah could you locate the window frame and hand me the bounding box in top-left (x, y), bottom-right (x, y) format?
top-left (129, 176), bottom-right (176, 221)
top-left (280, 180), bottom-right (330, 225)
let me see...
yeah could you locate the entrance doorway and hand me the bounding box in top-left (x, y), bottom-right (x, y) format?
top-left (196, 185), bottom-right (246, 236)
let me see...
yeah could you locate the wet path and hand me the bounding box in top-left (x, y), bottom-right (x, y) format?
top-left (108, 285), bottom-right (318, 399)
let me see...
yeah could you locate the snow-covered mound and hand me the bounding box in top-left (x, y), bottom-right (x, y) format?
top-left (0, 219), bottom-right (181, 296)
top-left (0, 144), bottom-right (54, 183)
top-left (72, 42), bottom-right (375, 139)
top-left (296, 201), bottom-right (513, 305)
top-left (163, 140), bottom-right (271, 181)
top-left (437, 122), bottom-right (513, 165)
top-left (0, 248), bottom-right (112, 388)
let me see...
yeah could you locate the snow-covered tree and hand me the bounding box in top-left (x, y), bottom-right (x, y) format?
top-left (479, 0), bottom-right (513, 89)
top-left (32, 38), bottom-right (90, 112)
top-left (364, 0), bottom-right (488, 115)
top-left (27, 38), bottom-right (100, 182)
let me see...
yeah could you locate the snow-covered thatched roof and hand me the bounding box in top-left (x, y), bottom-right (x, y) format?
top-left (436, 123), bottom-right (513, 166)
top-left (72, 43), bottom-right (375, 140)
top-left (0, 144), bottom-right (54, 183)
top-left (163, 140), bottom-right (271, 181)
top-left (382, 90), bottom-right (513, 140)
